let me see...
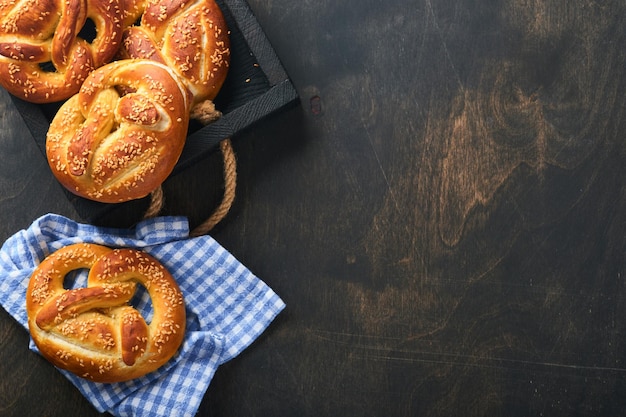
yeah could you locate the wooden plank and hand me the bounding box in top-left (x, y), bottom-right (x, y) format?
top-left (0, 0), bottom-right (624, 416)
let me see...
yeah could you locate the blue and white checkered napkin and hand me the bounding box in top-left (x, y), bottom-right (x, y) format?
top-left (0, 214), bottom-right (285, 417)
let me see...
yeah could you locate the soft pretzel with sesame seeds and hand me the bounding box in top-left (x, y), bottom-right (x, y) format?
top-left (0, 0), bottom-right (129, 103)
top-left (46, 58), bottom-right (191, 203)
top-left (118, 0), bottom-right (230, 112)
top-left (26, 243), bottom-right (186, 383)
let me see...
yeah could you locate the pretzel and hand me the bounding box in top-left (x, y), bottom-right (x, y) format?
top-left (121, 0), bottom-right (148, 27)
top-left (46, 59), bottom-right (191, 203)
top-left (26, 243), bottom-right (186, 383)
top-left (118, 0), bottom-right (230, 111)
top-left (0, 0), bottom-right (125, 103)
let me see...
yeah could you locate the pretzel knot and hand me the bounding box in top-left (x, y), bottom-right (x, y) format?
top-left (0, 0), bottom-right (126, 103)
top-left (46, 59), bottom-right (191, 203)
top-left (26, 243), bottom-right (186, 383)
top-left (119, 0), bottom-right (230, 110)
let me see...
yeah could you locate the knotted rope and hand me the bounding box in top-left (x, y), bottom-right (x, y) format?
top-left (143, 138), bottom-right (237, 235)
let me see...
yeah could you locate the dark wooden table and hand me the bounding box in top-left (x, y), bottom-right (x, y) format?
top-left (1, 0), bottom-right (625, 416)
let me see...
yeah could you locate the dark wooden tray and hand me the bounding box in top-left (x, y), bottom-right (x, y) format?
top-left (8, 0), bottom-right (299, 222)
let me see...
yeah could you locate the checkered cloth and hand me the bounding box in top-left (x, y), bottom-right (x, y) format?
top-left (0, 214), bottom-right (285, 417)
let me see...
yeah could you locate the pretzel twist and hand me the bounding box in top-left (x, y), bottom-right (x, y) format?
top-left (26, 243), bottom-right (186, 383)
top-left (46, 59), bottom-right (191, 203)
top-left (0, 0), bottom-right (126, 103)
top-left (118, 0), bottom-right (230, 109)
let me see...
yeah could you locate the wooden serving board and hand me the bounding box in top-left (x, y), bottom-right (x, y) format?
top-left (9, 0), bottom-right (299, 222)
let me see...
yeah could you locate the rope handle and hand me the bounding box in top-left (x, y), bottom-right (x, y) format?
top-left (143, 137), bottom-right (237, 236)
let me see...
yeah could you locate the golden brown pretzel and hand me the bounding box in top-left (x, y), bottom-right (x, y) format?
top-left (118, 0), bottom-right (230, 109)
top-left (46, 59), bottom-right (191, 203)
top-left (26, 243), bottom-right (186, 383)
top-left (120, 0), bottom-right (149, 27)
top-left (0, 0), bottom-right (125, 103)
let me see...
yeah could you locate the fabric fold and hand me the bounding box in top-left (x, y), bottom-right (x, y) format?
top-left (0, 214), bottom-right (285, 417)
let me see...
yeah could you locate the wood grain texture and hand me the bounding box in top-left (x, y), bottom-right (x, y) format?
top-left (199, 0), bottom-right (626, 416)
top-left (0, 0), bottom-right (625, 416)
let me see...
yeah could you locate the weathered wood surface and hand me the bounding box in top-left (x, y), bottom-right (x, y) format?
top-left (1, 0), bottom-right (625, 416)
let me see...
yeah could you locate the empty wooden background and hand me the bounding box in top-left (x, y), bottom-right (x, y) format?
top-left (0, 0), bottom-right (624, 416)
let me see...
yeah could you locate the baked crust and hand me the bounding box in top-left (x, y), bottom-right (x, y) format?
top-left (45, 59), bottom-right (191, 203)
top-left (0, 0), bottom-right (125, 103)
top-left (26, 243), bottom-right (186, 383)
top-left (118, 0), bottom-right (230, 107)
